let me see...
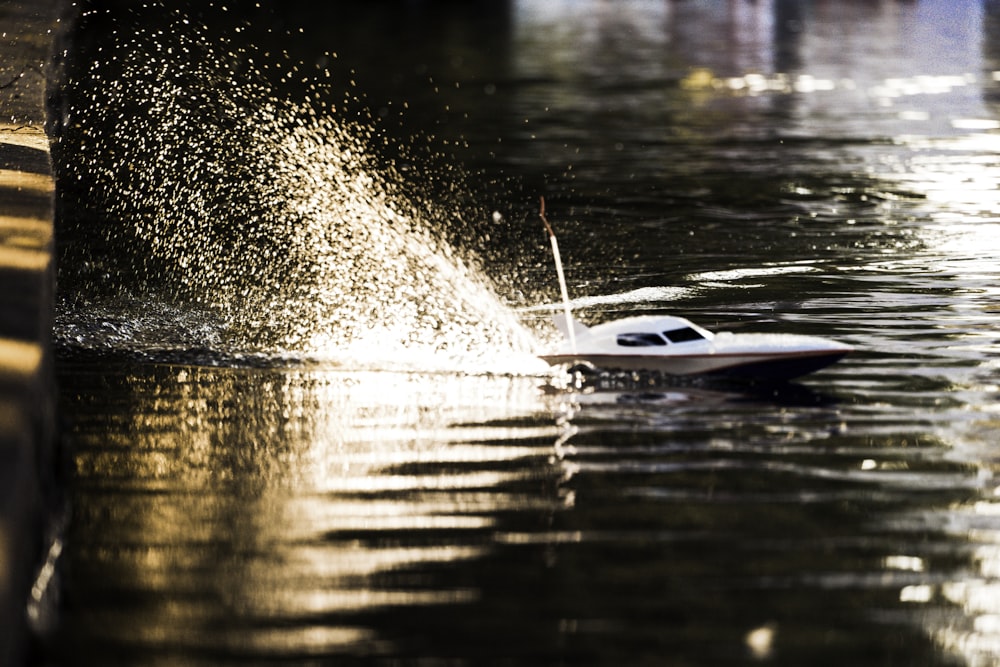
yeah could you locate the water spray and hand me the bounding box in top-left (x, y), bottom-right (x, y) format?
top-left (56, 5), bottom-right (543, 369)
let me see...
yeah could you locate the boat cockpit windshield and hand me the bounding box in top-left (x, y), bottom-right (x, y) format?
top-left (616, 327), bottom-right (706, 347)
top-left (616, 332), bottom-right (667, 347)
top-left (663, 327), bottom-right (705, 343)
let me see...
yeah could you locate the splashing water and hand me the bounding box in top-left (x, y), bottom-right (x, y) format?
top-left (54, 5), bottom-right (542, 372)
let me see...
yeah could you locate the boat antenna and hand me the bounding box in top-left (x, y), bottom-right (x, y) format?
top-left (539, 196), bottom-right (577, 353)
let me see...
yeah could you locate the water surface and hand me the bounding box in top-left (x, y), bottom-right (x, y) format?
top-left (51, 1), bottom-right (1000, 665)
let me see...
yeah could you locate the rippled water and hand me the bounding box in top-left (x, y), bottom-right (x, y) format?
top-left (49, 1), bottom-right (1000, 665)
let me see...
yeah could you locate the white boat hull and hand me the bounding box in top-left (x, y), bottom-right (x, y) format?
top-left (541, 348), bottom-right (849, 380)
top-left (540, 316), bottom-right (851, 381)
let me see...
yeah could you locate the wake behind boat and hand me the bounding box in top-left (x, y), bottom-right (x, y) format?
top-left (535, 198), bottom-right (852, 381)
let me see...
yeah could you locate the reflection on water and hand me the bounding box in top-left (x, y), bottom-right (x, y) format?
top-left (57, 359), bottom-right (992, 665)
top-left (51, 0), bottom-right (1000, 665)
top-left (60, 364), bottom-right (560, 661)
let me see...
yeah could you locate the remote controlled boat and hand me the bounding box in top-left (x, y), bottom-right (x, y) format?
top-left (540, 312), bottom-right (851, 380)
top-left (536, 199), bottom-right (851, 381)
